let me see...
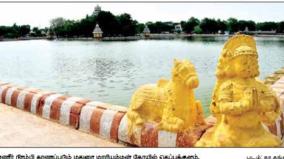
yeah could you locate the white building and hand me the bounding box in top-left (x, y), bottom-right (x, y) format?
top-left (93, 24), bottom-right (103, 39)
top-left (93, 5), bottom-right (101, 16)
top-left (143, 25), bottom-right (151, 37)
top-left (175, 24), bottom-right (183, 33)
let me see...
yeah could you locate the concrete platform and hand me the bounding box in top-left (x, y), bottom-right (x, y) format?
top-left (0, 103), bottom-right (124, 147)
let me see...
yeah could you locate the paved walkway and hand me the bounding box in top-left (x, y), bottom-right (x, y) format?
top-left (0, 104), bottom-right (124, 147)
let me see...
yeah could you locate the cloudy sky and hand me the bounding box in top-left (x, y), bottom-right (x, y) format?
top-left (0, 3), bottom-right (284, 28)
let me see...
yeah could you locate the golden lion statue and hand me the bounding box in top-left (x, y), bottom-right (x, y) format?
top-left (127, 59), bottom-right (205, 136)
top-left (195, 34), bottom-right (281, 147)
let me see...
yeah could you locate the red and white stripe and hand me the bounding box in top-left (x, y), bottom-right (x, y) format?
top-left (272, 81), bottom-right (284, 111)
top-left (0, 85), bottom-right (30, 106)
top-left (41, 94), bottom-right (64, 119)
top-left (29, 91), bottom-right (53, 114)
top-left (79, 102), bottom-right (126, 142)
top-left (16, 89), bottom-right (34, 110)
top-left (5, 87), bottom-right (18, 106)
top-left (12, 88), bottom-right (51, 112)
top-left (276, 115), bottom-right (283, 138)
top-left (158, 130), bottom-right (177, 147)
top-left (123, 122), bottom-right (208, 147)
top-left (0, 84), bottom-right (44, 112)
top-left (79, 101), bottom-right (102, 132)
top-left (0, 84), bottom-right (87, 128)
top-left (0, 81), bottom-right (213, 146)
top-left (59, 97), bottom-right (85, 125)
top-left (267, 112), bottom-right (284, 142)
top-left (269, 78), bottom-right (284, 140)
top-left (99, 109), bottom-right (119, 139)
top-left (68, 99), bottom-right (90, 129)
top-left (6, 87), bottom-right (39, 108)
top-left (118, 115), bottom-right (129, 143)
top-left (0, 84), bottom-right (14, 103)
top-left (47, 96), bottom-right (91, 128)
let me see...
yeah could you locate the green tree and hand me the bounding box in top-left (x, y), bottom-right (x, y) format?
top-left (238, 20), bottom-right (256, 31)
top-left (50, 17), bottom-right (65, 29)
top-left (277, 21), bottom-right (284, 33)
top-left (30, 27), bottom-right (41, 37)
top-left (50, 17), bottom-right (82, 37)
top-left (5, 23), bottom-right (20, 38)
top-left (136, 23), bottom-right (145, 34)
top-left (50, 17), bottom-right (66, 37)
top-left (182, 17), bottom-right (200, 33)
top-left (216, 19), bottom-right (227, 33)
top-left (227, 18), bottom-right (239, 33)
top-left (0, 26), bottom-right (7, 37)
top-left (146, 22), bottom-right (156, 33)
top-left (62, 20), bottom-right (80, 37)
top-left (193, 26), bottom-right (203, 34)
top-left (96, 11), bottom-right (119, 36)
top-left (199, 18), bottom-right (219, 34)
top-left (78, 14), bottom-right (96, 37)
top-left (117, 13), bottom-right (137, 36)
top-left (19, 25), bottom-right (30, 37)
top-left (146, 21), bottom-right (174, 33)
top-left (256, 22), bottom-right (278, 31)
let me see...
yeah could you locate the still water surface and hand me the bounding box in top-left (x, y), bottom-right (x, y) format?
top-left (0, 37), bottom-right (284, 114)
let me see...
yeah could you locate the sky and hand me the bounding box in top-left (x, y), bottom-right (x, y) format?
top-left (0, 3), bottom-right (284, 28)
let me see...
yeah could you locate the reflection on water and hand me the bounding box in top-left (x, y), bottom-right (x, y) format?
top-left (0, 37), bottom-right (284, 115)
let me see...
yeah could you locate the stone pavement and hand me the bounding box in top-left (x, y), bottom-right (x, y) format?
top-left (0, 103), bottom-right (124, 147)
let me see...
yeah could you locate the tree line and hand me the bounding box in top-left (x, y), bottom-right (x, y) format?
top-left (180, 17), bottom-right (284, 34)
top-left (47, 13), bottom-right (284, 37)
top-left (1, 9), bottom-right (284, 39)
top-left (0, 24), bottom-right (48, 38)
top-left (49, 11), bottom-right (138, 37)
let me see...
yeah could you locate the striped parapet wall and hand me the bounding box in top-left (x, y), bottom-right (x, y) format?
top-left (36, 94), bottom-right (91, 128)
top-left (269, 76), bottom-right (284, 141)
top-left (0, 81), bottom-right (128, 144)
top-left (1, 85), bottom-right (54, 113)
top-left (0, 79), bottom-right (284, 147)
top-left (79, 102), bottom-right (126, 142)
top-left (0, 80), bottom-right (211, 147)
top-left (117, 120), bottom-right (210, 147)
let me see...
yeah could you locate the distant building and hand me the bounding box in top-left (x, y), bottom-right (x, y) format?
top-left (143, 25), bottom-right (151, 37)
top-left (174, 24), bottom-right (183, 33)
top-left (245, 27), bottom-right (249, 32)
top-left (41, 30), bottom-right (47, 36)
top-left (93, 24), bottom-right (103, 39)
top-left (29, 30), bottom-right (35, 36)
top-left (47, 29), bottom-right (55, 40)
top-left (241, 26), bottom-right (277, 35)
top-left (224, 31), bottom-right (229, 35)
top-left (93, 5), bottom-right (101, 16)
